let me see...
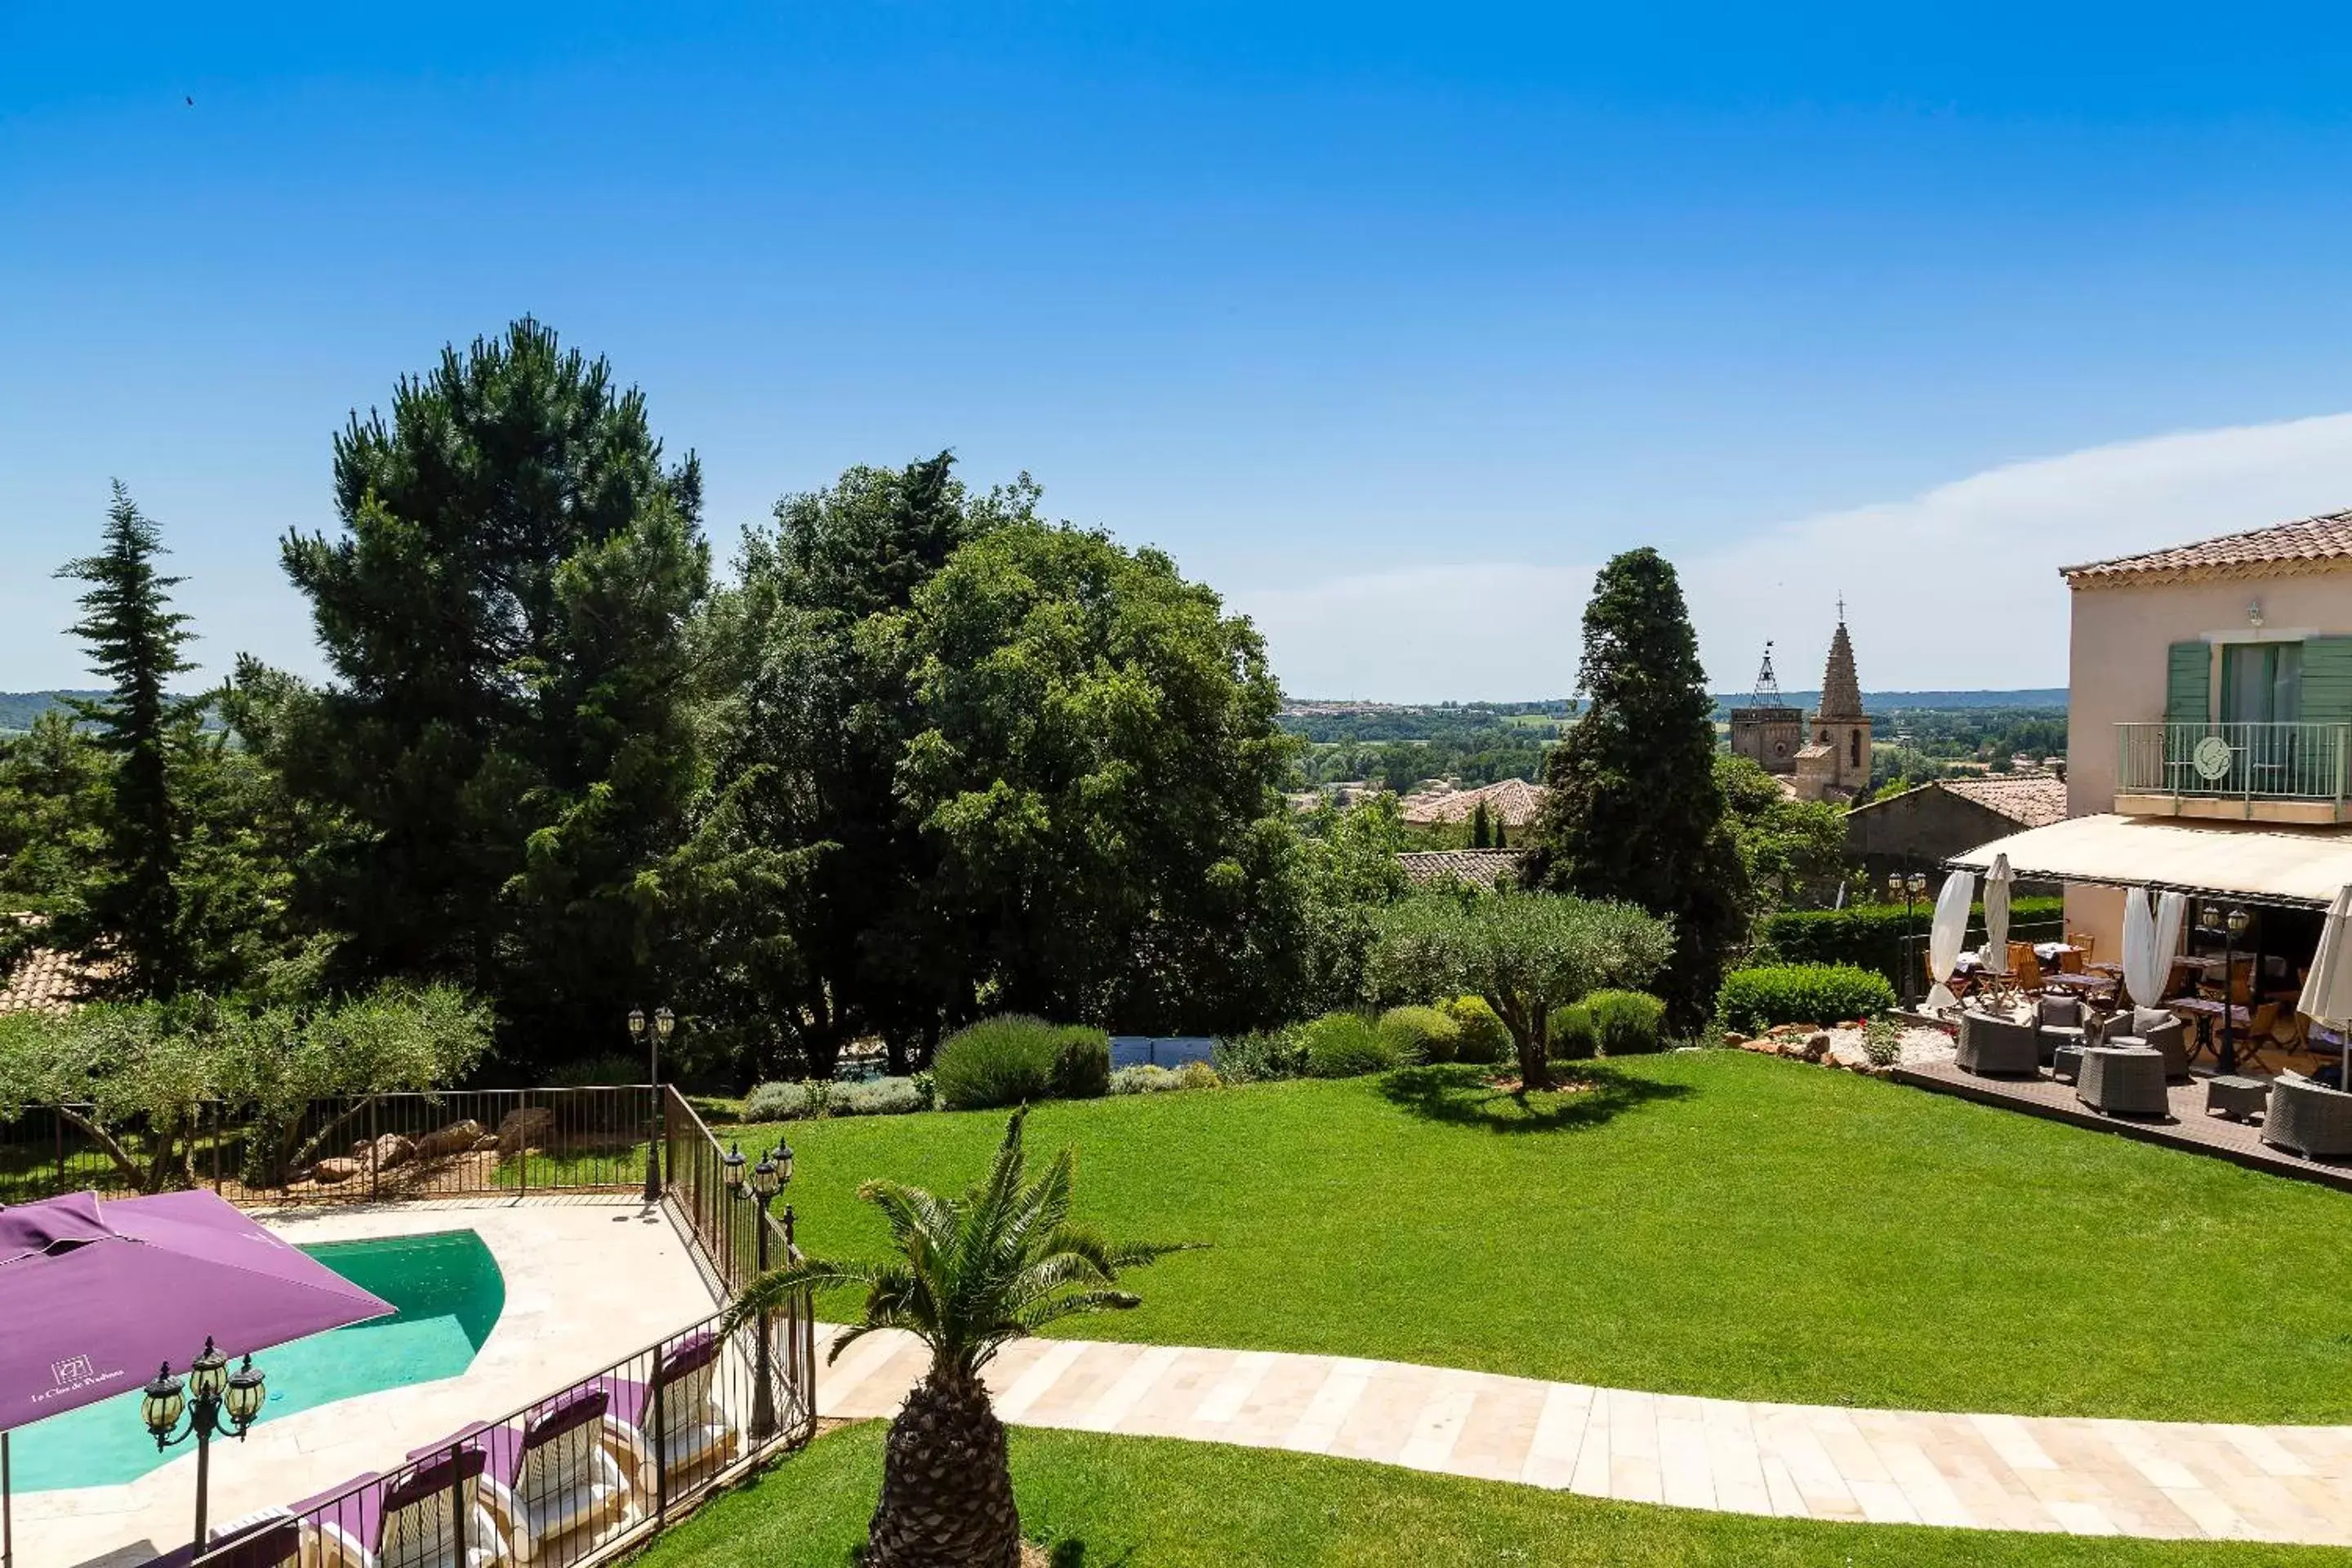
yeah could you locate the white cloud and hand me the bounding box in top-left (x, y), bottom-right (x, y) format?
top-left (1235, 412), bottom-right (2352, 701)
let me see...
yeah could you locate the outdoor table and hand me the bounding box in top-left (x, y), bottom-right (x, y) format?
top-left (2206, 1076), bottom-right (2271, 1122)
top-left (2051, 1042), bottom-right (2086, 1083)
top-left (2043, 972), bottom-right (2117, 1000)
top-left (2078, 1041), bottom-right (2170, 1118)
top-left (2170, 997), bottom-right (2251, 1060)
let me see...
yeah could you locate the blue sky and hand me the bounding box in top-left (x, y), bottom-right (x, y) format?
top-left (8, 2), bottom-right (2352, 697)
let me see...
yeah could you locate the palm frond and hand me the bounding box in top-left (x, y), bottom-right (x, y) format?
top-left (1013, 1288), bottom-right (1143, 1333)
top-left (719, 1254), bottom-right (883, 1338)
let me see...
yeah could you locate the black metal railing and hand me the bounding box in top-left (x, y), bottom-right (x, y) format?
top-left (194, 1304), bottom-right (816, 1568)
top-left (0, 1087), bottom-right (657, 1207)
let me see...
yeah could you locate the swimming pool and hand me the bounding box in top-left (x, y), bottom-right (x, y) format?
top-left (11, 1227), bottom-right (505, 1490)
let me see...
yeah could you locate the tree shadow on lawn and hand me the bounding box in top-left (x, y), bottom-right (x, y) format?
top-left (1378, 1062), bottom-right (1694, 1135)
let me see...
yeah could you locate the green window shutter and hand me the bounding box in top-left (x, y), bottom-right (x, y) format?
top-left (2302, 637), bottom-right (2352, 727)
top-left (2165, 640), bottom-right (2210, 728)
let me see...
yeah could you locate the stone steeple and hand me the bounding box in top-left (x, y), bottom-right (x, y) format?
top-left (1793, 606), bottom-right (1872, 801)
top-left (1818, 618), bottom-right (1864, 721)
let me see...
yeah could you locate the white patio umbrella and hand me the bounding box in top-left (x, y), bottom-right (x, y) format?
top-left (2296, 883), bottom-right (2352, 1081)
top-left (2123, 888), bottom-right (2190, 1010)
top-left (1925, 870), bottom-right (1976, 1011)
top-left (1981, 853), bottom-right (2014, 975)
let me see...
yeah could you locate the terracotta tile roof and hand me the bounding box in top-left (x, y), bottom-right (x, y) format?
top-left (0, 945), bottom-right (99, 1015)
top-left (1396, 849), bottom-right (1526, 888)
top-left (1937, 775), bottom-right (2070, 828)
top-left (2062, 510), bottom-right (2352, 586)
top-left (1399, 777), bottom-right (1548, 827)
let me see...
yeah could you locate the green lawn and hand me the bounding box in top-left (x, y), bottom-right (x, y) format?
top-left (638, 1423), bottom-right (2338, 1568)
top-left (745, 1052), bottom-right (2352, 1423)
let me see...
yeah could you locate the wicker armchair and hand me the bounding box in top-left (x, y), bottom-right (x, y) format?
top-left (2099, 1005), bottom-right (2188, 1081)
top-left (2263, 1076), bottom-right (2352, 1160)
top-left (1958, 1010), bottom-right (2041, 1077)
top-left (2034, 995), bottom-right (2090, 1066)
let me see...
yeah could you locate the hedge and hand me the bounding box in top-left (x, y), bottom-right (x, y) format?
top-left (1756, 898), bottom-right (2065, 980)
top-left (933, 1015), bottom-right (1113, 1111)
top-left (1716, 964), bottom-right (1898, 1035)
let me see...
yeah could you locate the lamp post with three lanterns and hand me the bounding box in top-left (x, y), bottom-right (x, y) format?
top-left (723, 1138), bottom-right (793, 1438)
top-left (1889, 870), bottom-right (1928, 1004)
top-left (628, 1005), bottom-right (676, 1204)
top-left (140, 1337), bottom-right (269, 1554)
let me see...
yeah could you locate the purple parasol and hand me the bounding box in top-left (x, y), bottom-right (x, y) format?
top-left (0, 1189), bottom-right (393, 1435)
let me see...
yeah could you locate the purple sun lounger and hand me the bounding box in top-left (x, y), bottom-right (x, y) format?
top-left (403, 1388), bottom-right (640, 1563)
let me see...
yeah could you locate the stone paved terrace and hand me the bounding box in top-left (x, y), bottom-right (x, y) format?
top-left (818, 1329), bottom-right (2352, 1545)
top-left (1895, 1058), bottom-right (2352, 1195)
top-left (20, 1198), bottom-right (717, 1568)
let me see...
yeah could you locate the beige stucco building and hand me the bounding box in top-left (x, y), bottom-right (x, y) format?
top-left (1952, 511), bottom-right (2352, 969)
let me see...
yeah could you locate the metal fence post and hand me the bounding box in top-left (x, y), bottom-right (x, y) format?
top-left (651, 1343), bottom-right (670, 1524)
top-left (366, 1098), bottom-right (379, 1203)
top-left (446, 1440), bottom-right (466, 1562)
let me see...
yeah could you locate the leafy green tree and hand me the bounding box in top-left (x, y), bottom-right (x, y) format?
top-left (51, 484), bottom-right (200, 994)
top-left (0, 711), bottom-right (108, 929)
top-left (270, 320), bottom-right (708, 1066)
top-left (724, 1109), bottom-right (1196, 1568)
top-left (1714, 753), bottom-right (1848, 912)
top-left (1371, 889), bottom-right (1673, 1089)
top-left (0, 982), bottom-right (490, 1193)
top-left (1526, 549), bottom-right (1748, 1028)
top-left (893, 523), bottom-right (1302, 1032)
top-left (1291, 793), bottom-right (1409, 1017)
top-left (1372, 889), bottom-right (1673, 1089)
top-left (691, 457), bottom-right (1034, 1077)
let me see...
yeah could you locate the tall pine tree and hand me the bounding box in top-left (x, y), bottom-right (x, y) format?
top-left (1525, 548), bottom-right (1748, 1028)
top-left (56, 483), bottom-right (198, 995)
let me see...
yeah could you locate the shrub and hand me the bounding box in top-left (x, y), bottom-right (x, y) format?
top-left (742, 1080), bottom-right (827, 1121)
top-left (1378, 1004), bottom-right (1462, 1064)
top-left (1111, 1064), bottom-right (1183, 1094)
top-left (1716, 964), bottom-right (1897, 1035)
top-left (1300, 1013), bottom-right (1401, 1078)
top-left (1862, 1017), bottom-right (1903, 1068)
top-left (1756, 898), bottom-right (2065, 980)
top-left (1175, 1060), bottom-right (1222, 1091)
top-left (933, 1014), bottom-right (1058, 1110)
top-left (1441, 996), bottom-right (1510, 1065)
top-left (1214, 1029), bottom-right (1309, 1083)
top-left (833, 1076), bottom-right (929, 1116)
top-left (548, 1051), bottom-right (644, 1089)
top-left (1049, 1029), bottom-right (1112, 1100)
top-left (1584, 990), bottom-right (1667, 1055)
top-left (1548, 1004), bottom-right (1599, 1061)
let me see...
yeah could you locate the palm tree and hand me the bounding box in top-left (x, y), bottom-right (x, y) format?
top-left (724, 1107), bottom-right (1197, 1568)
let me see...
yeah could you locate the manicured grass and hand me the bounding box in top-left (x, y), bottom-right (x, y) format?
top-left (744, 1053), bottom-right (2352, 1423)
top-left (638, 1423), bottom-right (2337, 1568)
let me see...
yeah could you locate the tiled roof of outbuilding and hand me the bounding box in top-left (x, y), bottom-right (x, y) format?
top-left (1396, 849), bottom-right (1526, 888)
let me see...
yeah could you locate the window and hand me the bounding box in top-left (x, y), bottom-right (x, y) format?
top-left (1849, 728), bottom-right (1861, 768)
top-left (2221, 641), bottom-right (2303, 724)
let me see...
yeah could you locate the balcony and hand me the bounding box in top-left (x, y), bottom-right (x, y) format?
top-left (2115, 721), bottom-right (2352, 823)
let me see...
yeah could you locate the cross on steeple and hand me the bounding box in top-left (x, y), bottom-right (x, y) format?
top-left (1835, 592), bottom-right (1846, 624)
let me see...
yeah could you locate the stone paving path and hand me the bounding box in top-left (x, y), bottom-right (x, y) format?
top-left (817, 1328), bottom-right (2352, 1546)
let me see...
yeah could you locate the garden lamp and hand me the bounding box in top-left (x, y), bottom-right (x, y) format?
top-left (140, 1338), bottom-right (268, 1553)
top-left (629, 1003), bottom-right (675, 1203)
top-left (732, 1139), bottom-right (793, 1438)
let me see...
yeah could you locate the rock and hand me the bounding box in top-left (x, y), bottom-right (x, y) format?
top-left (472, 1133), bottom-right (502, 1152)
top-left (415, 1119), bottom-right (485, 1161)
top-left (494, 1105), bottom-right (555, 1155)
top-left (353, 1133), bottom-right (416, 1172)
top-left (310, 1156), bottom-right (361, 1185)
top-left (1803, 1032), bottom-right (1832, 1062)
top-left (1722, 1032), bottom-right (1746, 1048)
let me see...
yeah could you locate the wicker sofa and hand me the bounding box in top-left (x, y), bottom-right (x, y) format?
top-left (2263, 1076), bottom-right (2352, 1160)
top-left (1958, 1009), bottom-right (2041, 1078)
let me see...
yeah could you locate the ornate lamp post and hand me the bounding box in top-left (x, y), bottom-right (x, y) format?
top-left (630, 1005), bottom-right (676, 1203)
top-left (1889, 870), bottom-right (1928, 1004)
top-left (2198, 905), bottom-right (2253, 1072)
top-left (724, 1138), bottom-right (793, 1438)
top-left (140, 1338), bottom-right (268, 1552)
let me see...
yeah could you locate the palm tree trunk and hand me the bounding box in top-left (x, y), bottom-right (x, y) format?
top-left (866, 1365), bottom-right (1022, 1568)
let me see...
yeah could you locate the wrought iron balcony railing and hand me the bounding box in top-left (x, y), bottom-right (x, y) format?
top-left (2116, 720), bottom-right (2352, 804)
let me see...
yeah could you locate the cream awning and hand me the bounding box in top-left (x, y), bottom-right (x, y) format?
top-left (1944, 813), bottom-right (2352, 908)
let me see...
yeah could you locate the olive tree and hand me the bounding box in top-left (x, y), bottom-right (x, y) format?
top-left (0, 982), bottom-right (492, 1192)
top-left (1370, 889), bottom-right (1673, 1090)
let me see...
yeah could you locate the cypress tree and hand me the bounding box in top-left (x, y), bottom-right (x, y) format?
top-left (1470, 799), bottom-right (1492, 849)
top-left (1526, 548), bottom-right (1748, 1027)
top-left (1493, 813), bottom-right (1508, 851)
top-left (56, 483), bottom-right (198, 994)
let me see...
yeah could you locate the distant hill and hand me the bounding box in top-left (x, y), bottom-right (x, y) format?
top-left (0, 689), bottom-right (217, 736)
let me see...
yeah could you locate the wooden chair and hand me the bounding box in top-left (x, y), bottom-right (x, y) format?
top-left (2235, 1001), bottom-right (2284, 1073)
top-left (2005, 942), bottom-right (2044, 990)
top-left (2065, 931), bottom-right (2096, 966)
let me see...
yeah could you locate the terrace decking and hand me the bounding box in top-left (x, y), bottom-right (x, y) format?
top-left (1895, 1058), bottom-right (2352, 1193)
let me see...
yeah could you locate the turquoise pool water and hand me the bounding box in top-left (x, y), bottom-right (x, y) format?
top-left (11, 1227), bottom-right (505, 1490)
